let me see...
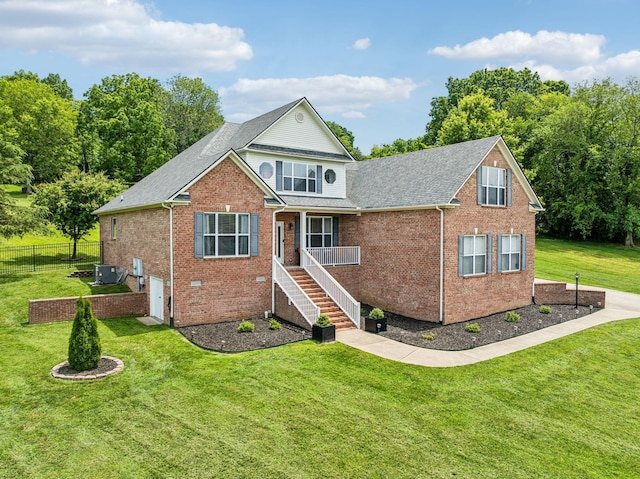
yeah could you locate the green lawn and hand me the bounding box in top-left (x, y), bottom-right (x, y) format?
top-left (535, 237), bottom-right (640, 294)
top-left (1, 268), bottom-right (639, 478)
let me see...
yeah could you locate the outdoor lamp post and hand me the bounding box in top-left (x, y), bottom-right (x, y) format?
top-left (575, 272), bottom-right (580, 309)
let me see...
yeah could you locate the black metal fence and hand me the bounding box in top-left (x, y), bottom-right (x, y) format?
top-left (0, 241), bottom-right (103, 275)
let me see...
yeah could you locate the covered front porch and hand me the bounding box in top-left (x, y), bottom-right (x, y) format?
top-left (272, 210), bottom-right (361, 330)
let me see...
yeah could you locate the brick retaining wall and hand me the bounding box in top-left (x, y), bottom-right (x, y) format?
top-left (534, 281), bottom-right (606, 308)
top-left (28, 292), bottom-right (148, 324)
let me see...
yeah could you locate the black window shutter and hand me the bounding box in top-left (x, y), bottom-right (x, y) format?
top-left (332, 217), bottom-right (339, 246)
top-left (507, 169), bottom-right (513, 206)
top-left (521, 234), bottom-right (527, 270)
top-left (458, 235), bottom-right (465, 276)
top-left (250, 214), bottom-right (259, 257)
top-left (194, 212), bottom-right (204, 258)
top-left (316, 165), bottom-right (323, 194)
top-left (294, 216), bottom-right (300, 250)
top-left (276, 161), bottom-right (283, 191)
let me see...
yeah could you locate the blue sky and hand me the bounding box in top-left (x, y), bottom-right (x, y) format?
top-left (1, 0), bottom-right (639, 154)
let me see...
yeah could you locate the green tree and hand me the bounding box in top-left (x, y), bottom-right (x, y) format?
top-left (42, 73), bottom-right (74, 101)
top-left (80, 73), bottom-right (176, 182)
top-left (0, 99), bottom-right (45, 238)
top-left (34, 170), bottom-right (125, 258)
top-left (368, 137), bottom-right (428, 159)
top-left (437, 92), bottom-right (512, 145)
top-left (164, 75), bottom-right (224, 153)
top-left (326, 121), bottom-right (363, 160)
top-left (0, 78), bottom-right (78, 184)
top-left (425, 67), bottom-right (569, 144)
top-left (68, 297), bottom-right (101, 371)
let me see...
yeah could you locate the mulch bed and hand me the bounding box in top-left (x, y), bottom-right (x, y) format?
top-left (177, 303), bottom-right (599, 353)
top-left (178, 318), bottom-right (311, 353)
top-left (51, 356), bottom-right (124, 380)
top-left (376, 304), bottom-right (598, 350)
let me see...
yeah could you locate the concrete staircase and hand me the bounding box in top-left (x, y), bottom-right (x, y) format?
top-left (288, 268), bottom-right (354, 331)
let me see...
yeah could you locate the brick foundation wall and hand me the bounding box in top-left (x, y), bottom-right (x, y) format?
top-left (535, 282), bottom-right (606, 308)
top-left (28, 292), bottom-right (147, 324)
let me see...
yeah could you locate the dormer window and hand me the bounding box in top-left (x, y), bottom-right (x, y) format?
top-left (276, 161), bottom-right (323, 194)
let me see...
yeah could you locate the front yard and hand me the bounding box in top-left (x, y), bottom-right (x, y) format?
top-left (1, 270), bottom-right (639, 478)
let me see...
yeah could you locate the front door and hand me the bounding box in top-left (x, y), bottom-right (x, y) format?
top-left (149, 276), bottom-right (164, 322)
top-left (276, 221), bottom-right (285, 264)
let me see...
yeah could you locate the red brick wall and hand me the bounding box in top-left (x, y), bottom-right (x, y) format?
top-left (341, 209), bottom-right (442, 322)
top-left (535, 282), bottom-right (606, 308)
top-left (170, 157), bottom-right (273, 327)
top-left (100, 207), bottom-right (170, 321)
top-left (29, 293), bottom-right (147, 324)
top-left (442, 146), bottom-right (536, 324)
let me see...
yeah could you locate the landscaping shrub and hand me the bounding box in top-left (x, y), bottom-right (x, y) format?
top-left (369, 307), bottom-right (384, 320)
top-left (269, 318), bottom-right (282, 330)
top-left (421, 332), bottom-right (436, 340)
top-left (465, 323), bottom-right (481, 333)
top-left (539, 305), bottom-right (552, 314)
top-left (505, 311), bottom-right (521, 322)
top-left (316, 314), bottom-right (332, 327)
top-left (68, 297), bottom-right (101, 371)
top-left (237, 321), bottom-right (255, 333)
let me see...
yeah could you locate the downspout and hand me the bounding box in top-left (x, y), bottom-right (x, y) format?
top-left (162, 203), bottom-right (175, 328)
top-left (272, 205), bottom-right (287, 315)
top-left (436, 206), bottom-right (444, 324)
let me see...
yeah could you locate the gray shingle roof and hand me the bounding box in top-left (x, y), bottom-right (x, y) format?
top-left (346, 136), bottom-right (501, 209)
top-left (95, 99), bottom-right (303, 215)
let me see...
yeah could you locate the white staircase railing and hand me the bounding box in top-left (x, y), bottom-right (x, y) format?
top-left (307, 246), bottom-right (360, 266)
top-left (272, 256), bottom-right (320, 327)
top-left (301, 248), bottom-right (360, 329)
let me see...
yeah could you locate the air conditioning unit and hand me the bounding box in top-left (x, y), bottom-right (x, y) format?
top-left (94, 264), bottom-right (118, 284)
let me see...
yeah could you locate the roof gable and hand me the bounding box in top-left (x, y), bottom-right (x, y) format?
top-left (346, 136), bottom-right (540, 210)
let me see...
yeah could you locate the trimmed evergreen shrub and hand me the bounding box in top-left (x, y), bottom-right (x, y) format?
top-left (269, 318), bottom-right (282, 330)
top-left (316, 314), bottom-right (332, 327)
top-left (68, 297), bottom-right (102, 371)
top-left (465, 323), bottom-right (481, 333)
top-left (369, 307), bottom-right (384, 320)
top-left (237, 320), bottom-right (255, 333)
top-left (505, 311), bottom-right (521, 322)
top-left (539, 305), bottom-right (552, 314)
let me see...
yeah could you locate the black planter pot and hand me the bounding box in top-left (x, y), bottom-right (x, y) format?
top-left (312, 324), bottom-right (336, 342)
top-left (365, 316), bottom-right (387, 333)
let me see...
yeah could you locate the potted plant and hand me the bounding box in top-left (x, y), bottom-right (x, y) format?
top-left (312, 314), bottom-right (335, 343)
top-left (365, 307), bottom-right (387, 333)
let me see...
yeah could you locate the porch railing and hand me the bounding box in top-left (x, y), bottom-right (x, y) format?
top-left (301, 248), bottom-right (360, 329)
top-left (272, 256), bottom-right (320, 327)
top-left (307, 246), bottom-right (360, 266)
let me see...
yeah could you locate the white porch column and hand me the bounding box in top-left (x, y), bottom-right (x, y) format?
top-left (300, 210), bottom-right (307, 250)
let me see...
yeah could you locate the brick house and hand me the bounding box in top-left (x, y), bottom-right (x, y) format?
top-left (95, 98), bottom-right (543, 330)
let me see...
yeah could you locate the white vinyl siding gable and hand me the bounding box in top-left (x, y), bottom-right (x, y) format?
top-left (244, 151), bottom-right (347, 198)
top-left (257, 105), bottom-right (344, 153)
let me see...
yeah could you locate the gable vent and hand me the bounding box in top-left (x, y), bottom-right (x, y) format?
top-left (295, 112), bottom-right (305, 123)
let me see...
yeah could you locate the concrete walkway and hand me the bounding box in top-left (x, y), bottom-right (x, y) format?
top-left (336, 286), bottom-right (640, 367)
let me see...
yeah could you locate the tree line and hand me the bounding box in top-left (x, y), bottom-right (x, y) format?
top-left (1, 67), bottom-right (639, 247)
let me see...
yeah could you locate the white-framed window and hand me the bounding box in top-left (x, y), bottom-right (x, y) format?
top-left (276, 161), bottom-right (322, 194)
top-left (478, 166), bottom-right (508, 206)
top-left (203, 213), bottom-right (250, 257)
top-left (459, 235), bottom-right (490, 276)
top-left (111, 217), bottom-right (117, 240)
top-left (307, 216), bottom-right (333, 247)
top-left (498, 234), bottom-right (527, 272)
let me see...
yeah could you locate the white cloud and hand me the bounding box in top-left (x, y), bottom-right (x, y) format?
top-left (0, 0), bottom-right (252, 72)
top-left (429, 30), bottom-right (605, 66)
top-left (353, 38), bottom-right (371, 50)
top-left (220, 75), bottom-right (418, 122)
